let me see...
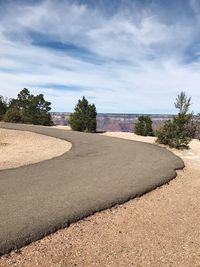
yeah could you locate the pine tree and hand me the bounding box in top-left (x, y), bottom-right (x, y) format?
top-left (69, 96), bottom-right (97, 132)
top-left (4, 88), bottom-right (52, 126)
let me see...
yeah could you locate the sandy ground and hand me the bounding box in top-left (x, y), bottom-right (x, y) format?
top-left (0, 128), bottom-right (72, 170)
top-left (0, 130), bottom-right (200, 267)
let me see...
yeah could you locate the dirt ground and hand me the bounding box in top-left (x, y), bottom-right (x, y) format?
top-left (0, 128), bottom-right (71, 169)
top-left (0, 130), bottom-right (200, 267)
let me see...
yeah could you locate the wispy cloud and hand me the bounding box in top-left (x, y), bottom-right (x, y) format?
top-left (0, 0), bottom-right (199, 113)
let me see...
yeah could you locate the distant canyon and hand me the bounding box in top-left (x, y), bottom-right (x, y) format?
top-left (51, 112), bottom-right (173, 132)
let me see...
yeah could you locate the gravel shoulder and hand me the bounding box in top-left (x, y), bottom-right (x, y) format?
top-left (1, 166), bottom-right (199, 267)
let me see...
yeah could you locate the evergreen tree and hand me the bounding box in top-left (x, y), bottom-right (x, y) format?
top-left (69, 96), bottom-right (97, 132)
top-left (4, 88), bottom-right (52, 126)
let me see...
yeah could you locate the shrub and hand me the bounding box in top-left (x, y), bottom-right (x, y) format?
top-left (134, 115), bottom-right (154, 136)
top-left (156, 113), bottom-right (192, 148)
top-left (156, 91), bottom-right (193, 148)
top-left (188, 117), bottom-right (199, 139)
top-left (4, 107), bottom-right (22, 123)
top-left (69, 96), bottom-right (97, 132)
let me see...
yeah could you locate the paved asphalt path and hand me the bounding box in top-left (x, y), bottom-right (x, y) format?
top-left (0, 123), bottom-right (184, 255)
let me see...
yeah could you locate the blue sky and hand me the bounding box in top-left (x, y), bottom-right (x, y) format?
top-left (0, 0), bottom-right (200, 113)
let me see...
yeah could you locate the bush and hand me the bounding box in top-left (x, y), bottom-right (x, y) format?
top-left (4, 107), bottom-right (22, 123)
top-left (134, 115), bottom-right (154, 136)
top-left (156, 91), bottom-right (193, 149)
top-left (188, 118), bottom-right (199, 139)
top-left (156, 113), bottom-right (192, 148)
top-left (69, 96), bottom-right (97, 132)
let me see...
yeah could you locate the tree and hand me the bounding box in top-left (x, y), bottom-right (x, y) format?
top-left (134, 115), bottom-right (154, 136)
top-left (0, 96), bottom-right (9, 120)
top-left (69, 96), bottom-right (97, 132)
top-left (174, 91), bottom-right (191, 114)
top-left (156, 92), bottom-right (192, 148)
top-left (4, 88), bottom-right (53, 126)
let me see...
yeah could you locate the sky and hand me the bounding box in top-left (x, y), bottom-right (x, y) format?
top-left (0, 0), bottom-right (200, 113)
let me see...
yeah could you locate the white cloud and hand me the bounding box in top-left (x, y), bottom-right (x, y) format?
top-left (0, 0), bottom-right (199, 113)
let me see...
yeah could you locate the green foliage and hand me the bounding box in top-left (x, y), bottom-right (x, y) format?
top-left (188, 117), bottom-right (199, 139)
top-left (0, 96), bottom-right (8, 120)
top-left (156, 114), bottom-right (192, 148)
top-left (4, 88), bottom-right (53, 126)
top-left (156, 92), bottom-right (193, 148)
top-left (69, 96), bottom-right (97, 132)
top-left (134, 115), bottom-right (154, 136)
top-left (4, 107), bottom-right (22, 123)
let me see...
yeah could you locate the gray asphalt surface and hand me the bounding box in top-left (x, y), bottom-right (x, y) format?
top-left (0, 123), bottom-right (184, 255)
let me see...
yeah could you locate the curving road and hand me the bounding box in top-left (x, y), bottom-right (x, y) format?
top-left (0, 123), bottom-right (184, 255)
